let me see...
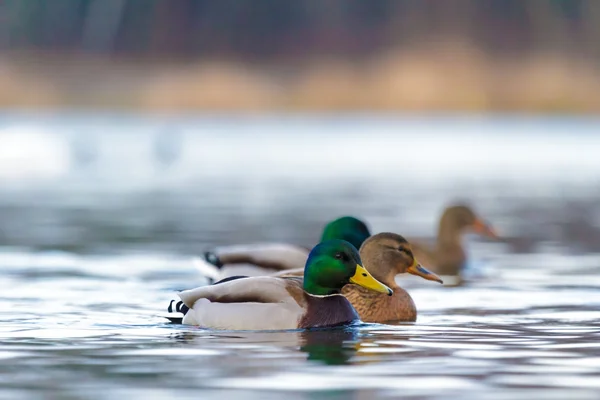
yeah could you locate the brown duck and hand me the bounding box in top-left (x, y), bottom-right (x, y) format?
top-left (410, 204), bottom-right (498, 285)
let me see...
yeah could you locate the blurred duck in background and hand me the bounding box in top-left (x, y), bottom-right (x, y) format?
top-left (194, 204), bottom-right (497, 288)
top-left (194, 216), bottom-right (371, 282)
top-left (410, 204), bottom-right (498, 286)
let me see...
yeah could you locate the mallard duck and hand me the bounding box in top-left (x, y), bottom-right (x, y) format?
top-left (168, 239), bottom-right (391, 330)
top-left (194, 216), bottom-right (371, 282)
top-left (273, 232), bottom-right (443, 322)
top-left (410, 204), bottom-right (498, 285)
top-left (343, 232), bottom-right (443, 322)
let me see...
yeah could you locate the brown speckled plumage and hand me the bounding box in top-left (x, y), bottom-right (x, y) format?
top-left (342, 284), bottom-right (416, 322)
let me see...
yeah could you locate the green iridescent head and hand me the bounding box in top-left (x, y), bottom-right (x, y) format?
top-left (320, 216), bottom-right (371, 250)
top-left (303, 239), bottom-right (392, 297)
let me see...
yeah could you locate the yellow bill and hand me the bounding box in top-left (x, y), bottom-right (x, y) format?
top-left (407, 260), bottom-right (443, 284)
top-left (350, 264), bottom-right (393, 296)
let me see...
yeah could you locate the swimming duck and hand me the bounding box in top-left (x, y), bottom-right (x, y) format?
top-left (195, 216), bottom-right (371, 282)
top-left (169, 239), bottom-right (392, 330)
top-left (343, 232), bottom-right (443, 322)
top-left (410, 204), bottom-right (498, 285)
top-left (274, 232), bottom-right (443, 322)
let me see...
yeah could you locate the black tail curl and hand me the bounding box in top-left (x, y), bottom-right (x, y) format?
top-left (165, 300), bottom-right (189, 324)
top-left (164, 275), bottom-right (248, 324)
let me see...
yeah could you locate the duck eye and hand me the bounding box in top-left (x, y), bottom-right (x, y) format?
top-left (398, 247), bottom-right (413, 257)
top-left (334, 252), bottom-right (343, 260)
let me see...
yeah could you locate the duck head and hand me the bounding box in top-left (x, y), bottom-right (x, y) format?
top-left (439, 205), bottom-right (498, 240)
top-left (320, 216), bottom-right (371, 250)
top-left (359, 232), bottom-right (443, 286)
top-left (304, 239), bottom-right (392, 296)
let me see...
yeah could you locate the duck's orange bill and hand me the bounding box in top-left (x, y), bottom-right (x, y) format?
top-left (407, 262), bottom-right (443, 284)
top-left (473, 218), bottom-right (499, 239)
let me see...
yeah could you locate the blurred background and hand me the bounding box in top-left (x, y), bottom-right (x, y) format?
top-left (0, 0), bottom-right (599, 254)
top-left (1, 0), bottom-right (599, 254)
top-left (2, 0), bottom-right (600, 112)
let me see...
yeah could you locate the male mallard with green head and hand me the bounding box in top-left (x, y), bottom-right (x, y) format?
top-left (195, 216), bottom-right (371, 281)
top-left (169, 239), bottom-right (391, 330)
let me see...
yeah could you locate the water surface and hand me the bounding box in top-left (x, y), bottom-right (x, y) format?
top-left (1, 113), bottom-right (600, 399)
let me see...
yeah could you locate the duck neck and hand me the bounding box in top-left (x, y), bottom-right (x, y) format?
top-left (303, 280), bottom-right (341, 296)
top-left (435, 221), bottom-right (467, 275)
top-left (303, 268), bottom-right (343, 296)
top-left (378, 269), bottom-right (401, 289)
top-left (436, 218), bottom-right (464, 248)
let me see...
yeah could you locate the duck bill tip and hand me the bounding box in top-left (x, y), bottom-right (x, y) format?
top-left (408, 264), bottom-right (444, 284)
top-left (350, 264), bottom-right (394, 295)
top-left (474, 218), bottom-right (499, 239)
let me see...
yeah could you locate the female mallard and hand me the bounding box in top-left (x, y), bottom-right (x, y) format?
top-left (410, 204), bottom-right (498, 285)
top-left (170, 239), bottom-right (391, 330)
top-left (274, 232), bottom-right (443, 322)
top-left (342, 232), bottom-right (442, 322)
top-left (195, 216), bottom-right (371, 282)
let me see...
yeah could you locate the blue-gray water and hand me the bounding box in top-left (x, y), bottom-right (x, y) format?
top-left (2, 113), bottom-right (600, 399)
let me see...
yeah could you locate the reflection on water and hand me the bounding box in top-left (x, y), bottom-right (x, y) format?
top-left (2, 114), bottom-right (600, 399)
top-left (300, 327), bottom-right (360, 365)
